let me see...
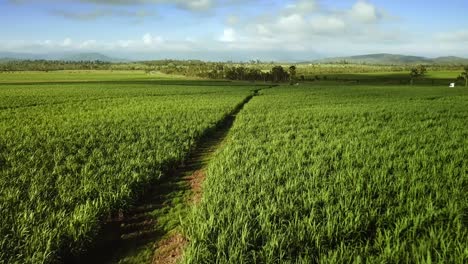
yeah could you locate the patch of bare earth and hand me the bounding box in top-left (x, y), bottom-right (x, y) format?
top-left (151, 168), bottom-right (206, 263)
top-left (152, 233), bottom-right (188, 264)
top-left (187, 169), bottom-right (206, 204)
top-left (150, 92), bottom-right (263, 264)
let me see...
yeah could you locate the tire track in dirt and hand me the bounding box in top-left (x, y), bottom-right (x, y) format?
top-left (70, 86), bottom-right (270, 264)
top-left (152, 88), bottom-right (265, 264)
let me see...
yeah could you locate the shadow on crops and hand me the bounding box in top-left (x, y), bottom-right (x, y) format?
top-left (0, 72), bottom-right (461, 87)
top-left (302, 73), bottom-right (459, 86)
top-left (66, 87), bottom-right (268, 264)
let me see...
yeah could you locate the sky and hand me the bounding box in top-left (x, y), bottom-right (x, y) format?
top-left (1, 0), bottom-right (468, 61)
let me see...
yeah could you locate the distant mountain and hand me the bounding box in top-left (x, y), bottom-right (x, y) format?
top-left (61, 53), bottom-right (126, 62)
top-left (311, 53), bottom-right (468, 65)
top-left (432, 56), bottom-right (468, 64)
top-left (0, 52), bottom-right (126, 62)
top-left (2, 51), bottom-right (468, 64)
top-left (0, 52), bottom-right (46, 61)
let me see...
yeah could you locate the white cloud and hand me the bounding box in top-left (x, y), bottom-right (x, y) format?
top-left (11, 0), bottom-right (217, 12)
top-left (1, 34), bottom-right (198, 53)
top-left (350, 0), bottom-right (379, 23)
top-left (116, 40), bottom-right (135, 48)
top-left (276, 14), bottom-right (308, 32)
top-left (226, 14), bottom-right (239, 26)
top-left (284, 0), bottom-right (318, 15)
top-left (62, 38), bottom-right (73, 47)
top-left (142, 33), bottom-right (163, 46)
top-left (180, 0), bottom-right (213, 11)
top-left (219, 28), bottom-right (236, 42)
top-left (252, 12), bottom-right (346, 43)
top-left (49, 9), bottom-right (156, 21)
top-left (255, 24), bottom-right (272, 37)
top-left (4, 0), bottom-right (467, 59)
top-left (237, 0), bottom-right (393, 48)
top-left (79, 40), bottom-right (97, 49)
top-left (43, 40), bottom-right (53, 46)
top-left (142, 33), bottom-right (152, 45)
top-left (437, 30), bottom-right (468, 43)
top-left (310, 16), bottom-right (346, 33)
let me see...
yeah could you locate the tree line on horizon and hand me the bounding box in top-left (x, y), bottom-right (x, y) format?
top-left (1, 59), bottom-right (467, 86)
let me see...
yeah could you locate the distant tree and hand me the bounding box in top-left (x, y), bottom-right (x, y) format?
top-left (418, 65), bottom-right (427, 75)
top-left (458, 66), bottom-right (468, 87)
top-left (225, 67), bottom-right (238, 80)
top-left (409, 65), bottom-right (427, 85)
top-left (262, 71), bottom-right (271, 82)
top-left (289, 65), bottom-right (297, 85)
top-left (246, 68), bottom-right (261, 82)
top-left (207, 69), bottom-right (219, 79)
top-left (236, 67), bottom-right (247, 80)
top-left (271, 66), bottom-right (289, 83)
top-left (409, 68), bottom-right (419, 85)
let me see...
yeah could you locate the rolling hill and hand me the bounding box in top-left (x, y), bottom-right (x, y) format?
top-left (311, 53), bottom-right (468, 65)
top-left (0, 52), bottom-right (126, 62)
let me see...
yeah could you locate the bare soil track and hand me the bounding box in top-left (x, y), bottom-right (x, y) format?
top-left (69, 87), bottom-right (267, 264)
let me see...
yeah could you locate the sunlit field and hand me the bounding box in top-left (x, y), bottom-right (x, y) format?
top-left (185, 85), bottom-right (468, 263)
top-left (0, 73), bottom-right (256, 263)
top-left (2, 0), bottom-right (468, 262)
top-left (1, 70), bottom-right (467, 263)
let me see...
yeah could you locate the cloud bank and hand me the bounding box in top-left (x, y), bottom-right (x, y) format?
top-left (3, 0), bottom-right (468, 59)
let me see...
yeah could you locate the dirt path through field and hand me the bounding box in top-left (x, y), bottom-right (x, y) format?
top-left (71, 87), bottom-right (266, 264)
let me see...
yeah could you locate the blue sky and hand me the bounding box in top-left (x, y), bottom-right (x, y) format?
top-left (1, 0), bottom-right (468, 60)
